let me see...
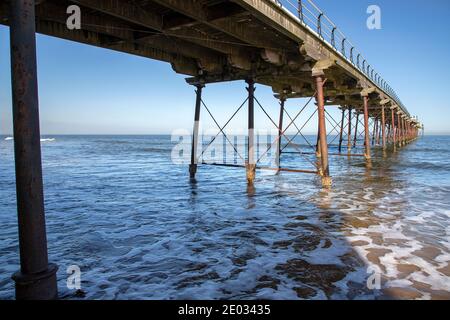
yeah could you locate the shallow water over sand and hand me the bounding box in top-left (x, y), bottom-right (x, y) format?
top-left (0, 135), bottom-right (449, 299)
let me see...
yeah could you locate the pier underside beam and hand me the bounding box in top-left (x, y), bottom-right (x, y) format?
top-left (9, 0), bottom-right (57, 300)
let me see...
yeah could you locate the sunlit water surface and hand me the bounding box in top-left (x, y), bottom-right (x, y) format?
top-left (0, 135), bottom-right (449, 300)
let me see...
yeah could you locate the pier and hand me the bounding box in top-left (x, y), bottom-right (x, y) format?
top-left (0, 0), bottom-right (421, 299)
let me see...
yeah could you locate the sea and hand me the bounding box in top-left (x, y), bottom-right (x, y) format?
top-left (0, 134), bottom-right (449, 300)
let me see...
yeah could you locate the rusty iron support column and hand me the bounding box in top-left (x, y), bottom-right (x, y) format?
top-left (378, 117), bottom-right (382, 145)
top-left (338, 108), bottom-right (345, 153)
top-left (391, 108), bottom-right (396, 148)
top-left (407, 120), bottom-right (410, 142)
top-left (401, 115), bottom-right (404, 146)
top-left (314, 74), bottom-right (331, 187)
top-left (405, 119), bottom-right (408, 143)
top-left (363, 96), bottom-right (371, 159)
top-left (381, 105), bottom-right (386, 149)
top-left (409, 122), bottom-right (412, 141)
top-left (347, 106), bottom-right (352, 153)
top-left (189, 84), bottom-right (204, 179)
top-left (391, 122), bottom-right (394, 143)
top-left (405, 121), bottom-right (408, 142)
top-left (386, 120), bottom-right (391, 144)
top-left (410, 124), bottom-right (413, 141)
top-left (246, 79), bottom-right (256, 184)
top-left (410, 123), bottom-right (413, 141)
top-left (406, 119), bottom-right (410, 143)
top-left (276, 97), bottom-right (285, 170)
top-left (375, 116), bottom-right (380, 146)
top-left (409, 122), bottom-right (412, 142)
top-left (372, 117), bottom-right (377, 146)
top-left (400, 114), bottom-right (404, 147)
top-left (315, 126), bottom-right (321, 157)
top-left (9, 0), bottom-right (58, 300)
top-left (353, 112), bottom-right (359, 147)
top-left (397, 112), bottom-right (402, 147)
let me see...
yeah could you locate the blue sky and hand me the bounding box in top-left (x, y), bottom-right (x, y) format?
top-left (0, 0), bottom-right (449, 134)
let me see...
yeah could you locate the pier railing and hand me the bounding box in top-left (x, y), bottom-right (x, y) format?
top-left (273, 0), bottom-right (407, 115)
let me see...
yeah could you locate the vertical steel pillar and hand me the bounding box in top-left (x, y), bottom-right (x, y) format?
top-left (391, 108), bottom-right (396, 148)
top-left (338, 108), bottom-right (345, 153)
top-left (407, 120), bottom-right (410, 142)
top-left (407, 119), bottom-right (411, 141)
top-left (314, 75), bottom-right (331, 186)
top-left (376, 117), bottom-right (381, 145)
top-left (406, 119), bottom-right (410, 142)
top-left (405, 119), bottom-right (408, 143)
top-left (386, 120), bottom-right (391, 144)
top-left (189, 84), bottom-right (204, 179)
top-left (246, 79), bottom-right (256, 184)
top-left (315, 126), bottom-right (321, 157)
top-left (378, 118), bottom-right (382, 145)
top-left (409, 122), bottom-right (412, 141)
top-left (403, 121), bottom-right (405, 143)
top-left (401, 115), bottom-right (405, 146)
top-left (372, 117), bottom-right (377, 146)
top-left (409, 122), bottom-right (412, 142)
top-left (401, 117), bottom-right (405, 145)
top-left (9, 0), bottom-right (58, 300)
top-left (353, 112), bottom-right (359, 147)
top-left (410, 122), bottom-right (412, 141)
top-left (347, 106), bottom-right (352, 153)
top-left (363, 95), bottom-right (371, 159)
top-left (397, 112), bottom-right (402, 147)
top-left (381, 105), bottom-right (386, 149)
top-left (276, 97), bottom-right (285, 170)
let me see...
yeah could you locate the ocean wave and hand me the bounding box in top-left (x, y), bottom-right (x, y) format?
top-left (3, 137), bottom-right (55, 142)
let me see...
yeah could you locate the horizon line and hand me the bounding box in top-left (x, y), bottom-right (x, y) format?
top-left (0, 133), bottom-right (446, 136)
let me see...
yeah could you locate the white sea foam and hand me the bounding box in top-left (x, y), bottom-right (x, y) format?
top-left (1, 135), bottom-right (449, 300)
top-left (3, 137), bottom-right (55, 142)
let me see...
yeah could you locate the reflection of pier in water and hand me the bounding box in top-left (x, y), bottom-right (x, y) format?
top-left (1, 0), bottom-right (422, 299)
